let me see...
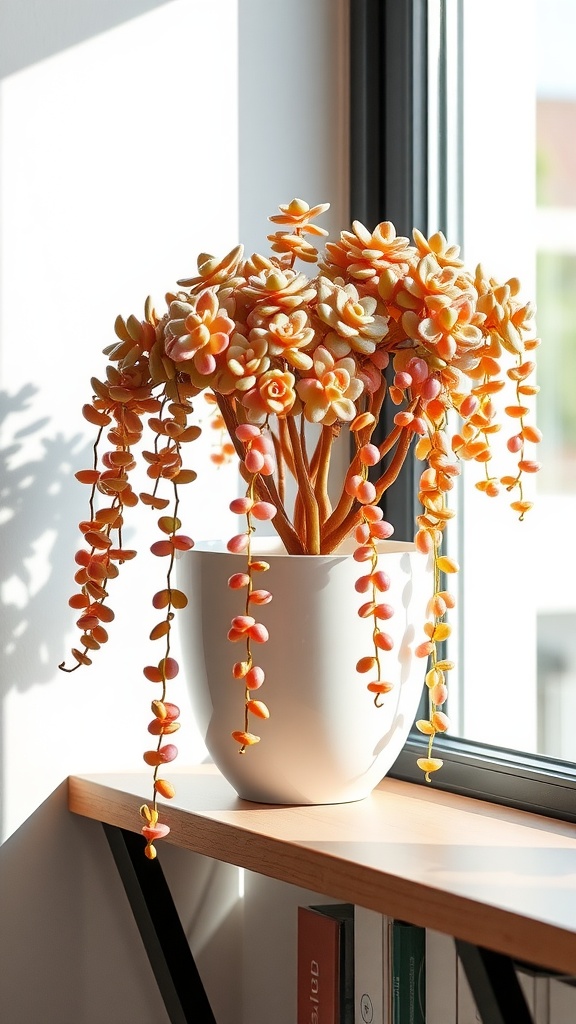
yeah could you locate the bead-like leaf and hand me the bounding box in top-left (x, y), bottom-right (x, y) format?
top-left (150, 621), bottom-right (170, 640)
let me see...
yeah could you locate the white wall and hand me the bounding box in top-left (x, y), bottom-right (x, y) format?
top-left (0, 0), bottom-right (241, 845)
top-left (0, 1), bottom-right (349, 1021)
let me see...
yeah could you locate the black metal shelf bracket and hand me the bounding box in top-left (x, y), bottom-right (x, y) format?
top-left (102, 823), bottom-right (217, 1024)
top-left (456, 938), bottom-right (535, 1024)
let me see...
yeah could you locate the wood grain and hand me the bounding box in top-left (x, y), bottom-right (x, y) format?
top-left (68, 766), bottom-right (576, 975)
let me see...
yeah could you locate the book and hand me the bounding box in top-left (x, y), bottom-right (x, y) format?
top-left (391, 920), bottom-right (425, 1024)
top-left (425, 929), bottom-right (457, 1024)
top-left (548, 972), bottom-right (576, 1022)
top-left (297, 903), bottom-right (355, 1024)
top-left (353, 907), bottom-right (392, 1024)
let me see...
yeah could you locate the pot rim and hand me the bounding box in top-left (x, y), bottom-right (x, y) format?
top-left (190, 537), bottom-right (418, 557)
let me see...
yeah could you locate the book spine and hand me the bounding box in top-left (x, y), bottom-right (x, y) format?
top-left (425, 930), bottom-right (457, 1024)
top-left (392, 921), bottom-right (425, 1024)
top-left (339, 907), bottom-right (355, 1024)
top-left (548, 974), bottom-right (576, 1022)
top-left (297, 905), bottom-right (340, 1024)
top-left (532, 973), bottom-right (550, 1024)
top-left (354, 907), bottom-right (391, 1024)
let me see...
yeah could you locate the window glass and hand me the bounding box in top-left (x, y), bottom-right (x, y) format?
top-left (533, 0), bottom-right (576, 759)
top-left (452, 0), bottom-right (576, 762)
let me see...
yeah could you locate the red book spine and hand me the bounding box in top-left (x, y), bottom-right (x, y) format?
top-left (297, 906), bottom-right (340, 1024)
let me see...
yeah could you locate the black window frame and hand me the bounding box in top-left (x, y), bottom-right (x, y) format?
top-left (349, 0), bottom-right (576, 825)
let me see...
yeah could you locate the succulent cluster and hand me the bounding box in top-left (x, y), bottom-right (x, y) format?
top-left (62, 200), bottom-right (539, 855)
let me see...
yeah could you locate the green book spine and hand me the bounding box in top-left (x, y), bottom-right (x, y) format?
top-left (392, 921), bottom-right (426, 1024)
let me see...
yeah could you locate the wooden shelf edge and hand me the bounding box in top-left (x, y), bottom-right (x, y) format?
top-left (68, 768), bottom-right (576, 976)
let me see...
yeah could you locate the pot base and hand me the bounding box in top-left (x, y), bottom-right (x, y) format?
top-left (180, 539), bottom-right (431, 806)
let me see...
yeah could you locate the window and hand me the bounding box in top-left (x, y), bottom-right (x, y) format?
top-left (351, 0), bottom-right (576, 819)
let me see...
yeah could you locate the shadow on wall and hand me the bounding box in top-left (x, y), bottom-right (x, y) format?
top-left (0, 0), bottom-right (174, 77)
top-left (0, 784), bottom-right (243, 1024)
top-left (0, 0), bottom-right (181, 706)
top-left (0, 385), bottom-right (91, 832)
top-left (0, 386), bottom-right (91, 693)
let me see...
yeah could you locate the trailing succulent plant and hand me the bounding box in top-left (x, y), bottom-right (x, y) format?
top-left (61, 200), bottom-right (539, 856)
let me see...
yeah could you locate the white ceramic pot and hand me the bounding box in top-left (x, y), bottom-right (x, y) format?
top-left (179, 538), bottom-right (431, 805)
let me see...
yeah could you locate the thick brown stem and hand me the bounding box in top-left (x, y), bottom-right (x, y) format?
top-left (323, 421), bottom-right (404, 543)
top-left (287, 415), bottom-right (320, 553)
top-left (278, 417), bottom-right (297, 479)
top-left (216, 395), bottom-right (304, 554)
top-left (300, 414), bottom-right (310, 475)
top-left (352, 379), bottom-right (388, 450)
top-left (322, 427), bottom-right (414, 553)
top-left (213, 394), bottom-right (243, 459)
top-left (270, 429), bottom-right (286, 507)
top-left (374, 426), bottom-right (414, 500)
top-left (293, 491), bottom-right (306, 548)
top-left (253, 474), bottom-right (305, 554)
top-left (314, 425), bottom-right (334, 529)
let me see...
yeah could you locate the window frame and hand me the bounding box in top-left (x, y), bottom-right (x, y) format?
top-left (349, 0), bottom-right (576, 823)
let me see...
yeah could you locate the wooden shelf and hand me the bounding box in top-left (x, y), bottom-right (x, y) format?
top-left (69, 764), bottom-right (576, 977)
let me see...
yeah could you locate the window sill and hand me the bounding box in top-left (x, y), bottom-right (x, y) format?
top-left (392, 733), bottom-right (576, 824)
